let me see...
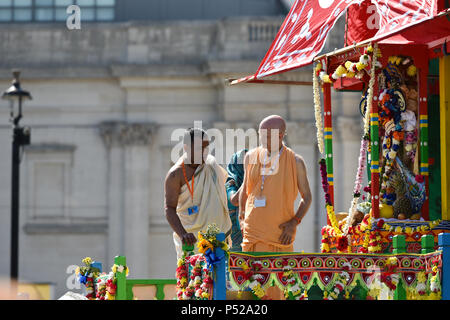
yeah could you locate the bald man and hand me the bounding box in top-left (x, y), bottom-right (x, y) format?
top-left (238, 115), bottom-right (311, 299)
top-left (239, 115), bottom-right (312, 252)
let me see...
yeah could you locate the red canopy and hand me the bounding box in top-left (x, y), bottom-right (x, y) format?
top-left (231, 0), bottom-right (448, 85)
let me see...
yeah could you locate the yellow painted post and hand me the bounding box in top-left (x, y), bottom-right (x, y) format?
top-left (440, 55), bottom-right (450, 221)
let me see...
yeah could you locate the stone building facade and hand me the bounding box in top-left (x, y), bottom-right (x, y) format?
top-left (0, 3), bottom-right (363, 298)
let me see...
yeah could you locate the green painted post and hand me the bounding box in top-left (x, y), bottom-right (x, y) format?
top-left (392, 235), bottom-right (406, 300)
top-left (115, 256), bottom-right (127, 300)
top-left (392, 235), bottom-right (406, 254)
top-left (182, 243), bottom-right (194, 253)
top-left (421, 234), bottom-right (435, 254)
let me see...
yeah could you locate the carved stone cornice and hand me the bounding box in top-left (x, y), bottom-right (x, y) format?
top-left (99, 121), bottom-right (158, 147)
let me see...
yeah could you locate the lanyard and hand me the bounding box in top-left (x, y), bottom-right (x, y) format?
top-left (181, 162), bottom-right (195, 202)
top-left (260, 146), bottom-right (283, 193)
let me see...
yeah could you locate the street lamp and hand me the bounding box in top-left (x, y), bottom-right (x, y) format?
top-left (2, 70), bottom-right (31, 297)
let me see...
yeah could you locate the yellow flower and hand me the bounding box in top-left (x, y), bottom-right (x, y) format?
top-left (75, 267), bottom-right (80, 276)
top-left (366, 45), bottom-right (374, 54)
top-left (356, 62), bottom-right (366, 71)
top-left (197, 239), bottom-right (213, 254)
top-left (346, 71), bottom-right (355, 78)
top-left (321, 243), bottom-right (330, 252)
top-left (202, 292), bottom-right (210, 299)
top-left (407, 65), bottom-right (417, 77)
top-left (405, 227), bottom-right (413, 235)
top-left (386, 257), bottom-right (398, 266)
top-left (417, 272), bottom-right (426, 283)
top-left (345, 61), bottom-right (353, 70)
top-left (322, 75), bottom-right (332, 83)
top-left (432, 266), bottom-right (438, 274)
top-left (177, 259), bottom-right (184, 267)
top-left (221, 243), bottom-right (229, 252)
top-left (111, 264), bottom-right (117, 273)
top-left (335, 65), bottom-right (347, 77)
top-left (315, 63), bottom-right (322, 72)
top-left (82, 257), bottom-right (92, 265)
top-left (395, 226), bottom-right (403, 233)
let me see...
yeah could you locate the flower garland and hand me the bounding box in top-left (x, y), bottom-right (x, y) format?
top-left (324, 262), bottom-right (351, 300)
top-left (316, 44), bottom-right (381, 85)
top-left (428, 257), bottom-right (441, 299)
top-left (343, 136), bottom-right (369, 236)
top-left (283, 261), bottom-right (308, 300)
top-left (75, 257), bottom-right (101, 300)
top-left (415, 270), bottom-right (427, 297)
top-left (321, 226), bottom-right (331, 253)
top-left (343, 43), bottom-right (378, 238)
top-left (313, 63), bottom-right (325, 155)
top-left (176, 252), bottom-right (189, 299)
top-left (75, 257), bottom-right (123, 300)
top-left (380, 257), bottom-right (400, 296)
top-left (176, 224), bottom-right (226, 300)
top-left (378, 218), bottom-right (441, 234)
top-left (239, 260), bottom-right (269, 299)
top-left (197, 224), bottom-right (229, 271)
top-left (176, 254), bottom-right (213, 300)
top-left (95, 272), bottom-right (117, 300)
top-left (378, 62), bottom-right (407, 204)
top-left (319, 159), bottom-right (341, 237)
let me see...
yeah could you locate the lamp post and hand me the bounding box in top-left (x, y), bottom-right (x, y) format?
top-left (2, 70), bottom-right (31, 297)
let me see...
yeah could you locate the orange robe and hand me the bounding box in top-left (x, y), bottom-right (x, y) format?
top-left (242, 144), bottom-right (299, 252)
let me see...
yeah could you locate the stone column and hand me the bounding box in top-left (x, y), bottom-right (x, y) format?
top-left (99, 121), bottom-right (157, 277)
top-left (285, 121), bottom-right (319, 252)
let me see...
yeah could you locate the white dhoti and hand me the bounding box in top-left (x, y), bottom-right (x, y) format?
top-left (173, 154), bottom-right (232, 259)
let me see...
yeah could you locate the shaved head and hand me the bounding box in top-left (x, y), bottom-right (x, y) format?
top-left (259, 115), bottom-right (286, 134)
top-left (258, 115), bottom-right (286, 153)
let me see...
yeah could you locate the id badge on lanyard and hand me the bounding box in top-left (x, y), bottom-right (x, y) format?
top-left (254, 195), bottom-right (266, 208)
top-left (253, 146), bottom-right (283, 209)
top-left (182, 162), bottom-right (199, 215)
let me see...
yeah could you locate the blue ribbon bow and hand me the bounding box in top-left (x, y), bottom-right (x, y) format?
top-left (204, 248), bottom-right (225, 271)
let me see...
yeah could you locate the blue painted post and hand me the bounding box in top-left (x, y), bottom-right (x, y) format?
top-left (213, 232), bottom-right (227, 300)
top-left (91, 261), bottom-right (102, 273)
top-left (438, 233), bottom-right (450, 300)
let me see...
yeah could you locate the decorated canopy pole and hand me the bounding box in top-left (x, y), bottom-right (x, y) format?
top-left (323, 80), bottom-right (335, 210)
top-left (417, 50), bottom-right (430, 221)
top-left (369, 62), bottom-right (380, 219)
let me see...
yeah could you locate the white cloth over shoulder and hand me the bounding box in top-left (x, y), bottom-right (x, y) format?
top-left (173, 154), bottom-right (232, 259)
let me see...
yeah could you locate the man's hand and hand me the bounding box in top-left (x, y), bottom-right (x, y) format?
top-left (181, 232), bottom-right (197, 246)
top-left (278, 219), bottom-right (297, 245)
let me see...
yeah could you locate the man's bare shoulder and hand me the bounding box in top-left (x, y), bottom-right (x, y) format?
top-left (294, 153), bottom-right (305, 162)
top-left (294, 153), bottom-right (307, 170)
top-left (165, 163), bottom-right (182, 183)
